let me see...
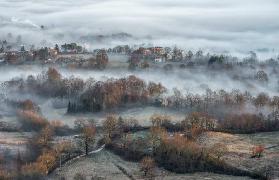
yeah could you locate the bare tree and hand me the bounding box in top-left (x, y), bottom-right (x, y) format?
top-left (82, 124), bottom-right (96, 155)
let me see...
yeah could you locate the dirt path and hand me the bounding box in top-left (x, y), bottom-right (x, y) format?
top-left (112, 160), bottom-right (136, 180)
top-left (49, 150), bottom-right (138, 180)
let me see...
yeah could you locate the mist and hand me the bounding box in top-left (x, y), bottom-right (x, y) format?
top-left (1, 0), bottom-right (279, 57)
top-left (0, 64), bottom-right (278, 97)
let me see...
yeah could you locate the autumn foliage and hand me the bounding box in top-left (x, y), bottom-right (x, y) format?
top-left (140, 157), bottom-right (156, 178)
top-left (17, 110), bottom-right (48, 131)
top-left (251, 145), bottom-right (265, 158)
top-left (220, 113), bottom-right (266, 133)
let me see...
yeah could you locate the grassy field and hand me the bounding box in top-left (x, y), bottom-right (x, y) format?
top-left (239, 131), bottom-right (279, 152)
top-left (49, 150), bottom-right (253, 180)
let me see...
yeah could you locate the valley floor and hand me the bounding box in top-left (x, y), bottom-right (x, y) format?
top-left (49, 150), bottom-right (253, 180)
top-left (50, 131), bottom-right (279, 180)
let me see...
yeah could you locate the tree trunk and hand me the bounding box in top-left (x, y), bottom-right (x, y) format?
top-left (85, 139), bottom-right (88, 155)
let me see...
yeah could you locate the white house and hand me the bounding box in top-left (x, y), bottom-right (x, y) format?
top-left (154, 57), bottom-right (165, 63)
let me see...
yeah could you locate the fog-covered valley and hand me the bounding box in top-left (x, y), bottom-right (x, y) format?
top-left (1, 0), bottom-right (279, 179)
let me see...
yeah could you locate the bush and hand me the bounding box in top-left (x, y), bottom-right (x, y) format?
top-left (140, 157), bottom-right (156, 178)
top-left (21, 163), bottom-right (45, 180)
top-left (251, 145), bottom-right (265, 158)
top-left (220, 113), bottom-right (266, 133)
top-left (108, 133), bottom-right (150, 161)
top-left (154, 134), bottom-right (208, 173)
top-left (17, 110), bottom-right (48, 131)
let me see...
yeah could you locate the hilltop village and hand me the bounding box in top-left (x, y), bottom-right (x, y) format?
top-left (0, 39), bottom-right (238, 69)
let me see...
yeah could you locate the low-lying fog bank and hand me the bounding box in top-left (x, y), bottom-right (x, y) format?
top-left (40, 99), bottom-right (186, 127)
top-left (0, 64), bottom-right (278, 96)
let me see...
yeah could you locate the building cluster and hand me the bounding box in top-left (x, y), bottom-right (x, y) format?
top-left (127, 46), bottom-right (188, 68)
top-left (0, 40), bottom-right (86, 65)
top-left (105, 45), bottom-right (188, 63)
top-left (0, 40), bottom-right (213, 67)
top-left (0, 40), bottom-right (34, 64)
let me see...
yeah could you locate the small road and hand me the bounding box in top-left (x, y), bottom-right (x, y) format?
top-left (59, 144), bottom-right (106, 168)
top-left (48, 149), bottom-right (139, 180)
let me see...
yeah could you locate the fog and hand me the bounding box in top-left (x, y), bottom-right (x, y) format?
top-left (0, 0), bottom-right (278, 126)
top-left (1, 0), bottom-right (279, 57)
top-left (0, 64), bottom-right (278, 97)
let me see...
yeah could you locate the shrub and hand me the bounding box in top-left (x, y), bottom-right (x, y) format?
top-left (17, 110), bottom-right (48, 131)
top-left (21, 163), bottom-right (44, 179)
top-left (251, 145), bottom-right (265, 158)
top-left (35, 151), bottom-right (57, 175)
top-left (140, 157), bottom-right (156, 178)
top-left (220, 113), bottom-right (264, 133)
top-left (154, 134), bottom-right (205, 173)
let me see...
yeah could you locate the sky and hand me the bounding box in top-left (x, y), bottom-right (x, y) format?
top-left (0, 0), bottom-right (279, 56)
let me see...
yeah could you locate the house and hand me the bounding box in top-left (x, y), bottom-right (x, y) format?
top-left (48, 48), bottom-right (58, 58)
top-left (151, 47), bottom-right (165, 55)
top-left (143, 49), bottom-right (152, 56)
top-left (4, 50), bottom-right (33, 64)
top-left (154, 57), bottom-right (165, 63)
top-left (166, 52), bottom-right (173, 61)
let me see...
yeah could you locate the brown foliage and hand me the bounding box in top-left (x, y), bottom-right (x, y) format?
top-left (21, 163), bottom-right (41, 177)
top-left (36, 151), bottom-right (57, 175)
top-left (50, 120), bottom-right (64, 128)
top-left (82, 124), bottom-right (96, 155)
top-left (79, 75), bottom-right (163, 112)
top-left (21, 99), bottom-right (37, 111)
top-left (21, 149), bottom-right (56, 176)
top-left (88, 50), bottom-right (108, 69)
top-left (149, 127), bottom-right (167, 153)
top-left (36, 125), bottom-right (54, 148)
top-left (53, 141), bottom-right (72, 155)
top-left (140, 157), bottom-right (156, 178)
top-left (18, 110), bottom-right (48, 131)
top-left (254, 93), bottom-right (270, 108)
top-left (181, 112), bottom-right (216, 131)
top-left (150, 114), bottom-right (172, 128)
top-left (251, 145), bottom-right (265, 158)
top-left (154, 134), bottom-right (207, 173)
top-left (209, 143), bottom-right (228, 159)
top-left (148, 82), bottom-right (166, 97)
top-left (103, 114), bottom-right (118, 144)
top-left (47, 67), bottom-right (61, 82)
top-left (220, 113), bottom-right (264, 133)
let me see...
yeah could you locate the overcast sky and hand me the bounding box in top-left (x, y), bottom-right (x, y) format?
top-left (0, 0), bottom-right (279, 56)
